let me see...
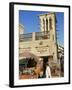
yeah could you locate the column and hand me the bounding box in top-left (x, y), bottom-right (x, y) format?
top-left (32, 32), bottom-right (35, 41)
top-left (44, 18), bottom-right (46, 32)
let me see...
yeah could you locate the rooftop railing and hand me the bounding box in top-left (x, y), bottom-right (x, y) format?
top-left (35, 32), bottom-right (50, 40)
top-left (20, 33), bottom-right (32, 42)
top-left (19, 31), bottom-right (50, 42)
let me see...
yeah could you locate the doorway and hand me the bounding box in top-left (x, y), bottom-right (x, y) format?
top-left (41, 56), bottom-right (48, 65)
top-left (40, 56), bottom-right (48, 77)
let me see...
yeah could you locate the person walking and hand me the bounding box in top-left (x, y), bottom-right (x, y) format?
top-left (45, 63), bottom-right (52, 78)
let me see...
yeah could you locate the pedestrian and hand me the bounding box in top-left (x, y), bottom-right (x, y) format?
top-left (45, 63), bottom-right (52, 78)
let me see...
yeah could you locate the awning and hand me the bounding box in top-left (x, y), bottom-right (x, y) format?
top-left (19, 51), bottom-right (39, 62)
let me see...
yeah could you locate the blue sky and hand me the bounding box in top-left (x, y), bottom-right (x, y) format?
top-left (19, 10), bottom-right (64, 46)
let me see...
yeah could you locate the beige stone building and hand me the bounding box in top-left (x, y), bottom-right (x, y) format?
top-left (19, 13), bottom-right (57, 61)
top-left (19, 24), bottom-right (24, 35)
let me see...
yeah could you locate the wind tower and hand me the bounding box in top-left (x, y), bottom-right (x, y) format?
top-left (39, 13), bottom-right (58, 63)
